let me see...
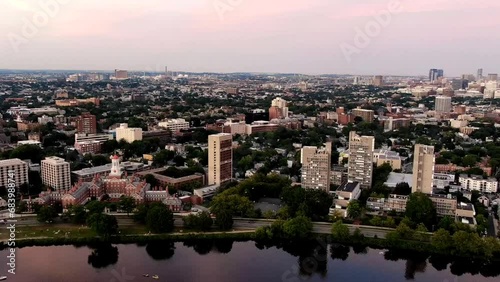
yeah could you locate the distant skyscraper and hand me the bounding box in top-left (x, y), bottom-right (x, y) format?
top-left (429, 69), bottom-right (444, 82)
top-left (269, 98), bottom-right (289, 120)
top-left (373, 75), bottom-right (384, 87)
top-left (352, 108), bottom-right (375, 123)
top-left (208, 133), bottom-right (233, 186)
top-left (412, 144), bottom-right (435, 194)
top-left (353, 76), bottom-right (360, 85)
top-left (165, 66), bottom-right (168, 76)
top-left (76, 113), bottom-right (97, 134)
top-left (114, 69), bottom-right (128, 79)
top-left (435, 96), bottom-right (452, 113)
top-left (347, 132), bottom-right (374, 189)
top-left (477, 69), bottom-right (483, 81)
top-left (301, 142), bottom-right (331, 192)
top-left (488, 73), bottom-right (498, 81)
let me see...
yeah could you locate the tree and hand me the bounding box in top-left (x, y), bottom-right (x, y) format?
top-left (370, 216), bottom-right (383, 227)
top-left (431, 228), bottom-right (452, 252)
top-left (87, 214), bottom-right (118, 238)
top-left (395, 222), bottom-right (414, 240)
top-left (69, 205), bottom-right (87, 224)
top-left (37, 205), bottom-right (57, 223)
top-left (215, 209), bottom-right (233, 230)
top-left (452, 230), bottom-right (483, 257)
top-left (347, 200), bottom-right (362, 219)
top-left (331, 220), bottom-right (350, 241)
top-left (438, 216), bottom-right (454, 232)
top-left (146, 204), bottom-right (174, 233)
top-left (393, 182), bottom-right (411, 196)
top-left (405, 192), bottom-right (437, 228)
top-left (282, 215), bottom-right (313, 239)
top-left (414, 223), bottom-right (429, 241)
top-left (86, 200), bottom-right (105, 215)
top-left (210, 189), bottom-right (254, 217)
top-left (133, 204), bottom-right (149, 224)
top-left (462, 155), bottom-right (478, 168)
top-left (10, 144), bottom-right (44, 163)
top-left (118, 196), bottom-right (136, 216)
top-left (183, 211), bottom-right (213, 231)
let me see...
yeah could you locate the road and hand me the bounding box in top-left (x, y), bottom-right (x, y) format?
top-left (6, 214), bottom-right (391, 239)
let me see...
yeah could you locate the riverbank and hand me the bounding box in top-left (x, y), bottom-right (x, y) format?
top-left (3, 224), bottom-right (499, 264)
top-left (0, 224), bottom-right (256, 248)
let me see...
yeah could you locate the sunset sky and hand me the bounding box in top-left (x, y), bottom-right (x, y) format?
top-left (1, 0), bottom-right (499, 76)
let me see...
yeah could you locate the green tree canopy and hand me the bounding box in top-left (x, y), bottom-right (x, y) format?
top-left (37, 205), bottom-right (57, 223)
top-left (405, 192), bottom-right (437, 228)
top-left (146, 203), bottom-right (174, 233)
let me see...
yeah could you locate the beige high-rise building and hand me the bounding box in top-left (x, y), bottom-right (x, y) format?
top-left (412, 144), bottom-right (435, 194)
top-left (301, 142), bottom-right (332, 192)
top-left (270, 97), bottom-right (289, 119)
top-left (347, 132), bottom-right (374, 189)
top-left (0, 159), bottom-right (29, 188)
top-left (115, 123), bottom-right (143, 143)
top-left (352, 108), bottom-right (375, 123)
top-left (373, 75), bottom-right (384, 87)
top-left (41, 157), bottom-right (71, 190)
top-left (435, 96), bottom-right (452, 113)
top-left (208, 133), bottom-right (233, 186)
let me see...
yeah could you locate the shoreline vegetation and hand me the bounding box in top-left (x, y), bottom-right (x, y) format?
top-left (2, 223), bottom-right (499, 263)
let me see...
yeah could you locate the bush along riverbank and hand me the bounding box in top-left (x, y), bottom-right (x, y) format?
top-left (329, 221), bottom-right (500, 261)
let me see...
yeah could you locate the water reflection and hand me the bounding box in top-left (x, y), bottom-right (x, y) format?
top-left (72, 239), bottom-right (500, 279)
top-left (87, 243), bottom-right (119, 268)
top-left (146, 241), bottom-right (175, 260)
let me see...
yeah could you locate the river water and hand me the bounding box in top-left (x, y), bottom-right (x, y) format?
top-left (1, 240), bottom-right (498, 282)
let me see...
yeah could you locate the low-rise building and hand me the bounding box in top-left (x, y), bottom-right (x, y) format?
top-left (158, 119), bottom-right (190, 132)
top-left (193, 185), bottom-right (218, 203)
top-left (329, 181), bottom-right (361, 217)
top-left (459, 174), bottom-right (498, 193)
top-left (433, 173), bottom-right (455, 189)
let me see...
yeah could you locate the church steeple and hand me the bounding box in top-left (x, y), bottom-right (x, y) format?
top-left (109, 155), bottom-right (122, 177)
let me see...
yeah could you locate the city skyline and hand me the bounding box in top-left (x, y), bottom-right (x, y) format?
top-left (1, 0), bottom-right (499, 76)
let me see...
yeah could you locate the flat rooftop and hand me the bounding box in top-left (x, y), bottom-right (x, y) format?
top-left (337, 181), bottom-right (359, 193)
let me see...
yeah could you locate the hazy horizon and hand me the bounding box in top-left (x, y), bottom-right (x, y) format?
top-left (1, 0), bottom-right (499, 77)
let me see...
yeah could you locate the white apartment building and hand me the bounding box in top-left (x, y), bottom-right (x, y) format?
top-left (329, 181), bottom-right (361, 217)
top-left (435, 96), bottom-right (452, 113)
top-left (0, 159), bottom-right (29, 188)
top-left (158, 119), bottom-right (190, 132)
top-left (459, 175), bottom-right (498, 193)
top-left (115, 123), bottom-right (142, 143)
top-left (41, 157), bottom-right (71, 190)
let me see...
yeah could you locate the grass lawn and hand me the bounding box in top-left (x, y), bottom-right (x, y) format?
top-left (0, 225), bottom-right (97, 240)
top-left (0, 224), bottom-right (155, 240)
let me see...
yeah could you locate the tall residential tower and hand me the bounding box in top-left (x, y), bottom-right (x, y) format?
top-left (412, 144), bottom-right (435, 194)
top-left (208, 133), bottom-right (233, 186)
top-left (301, 142), bottom-right (332, 192)
top-left (347, 132), bottom-right (375, 189)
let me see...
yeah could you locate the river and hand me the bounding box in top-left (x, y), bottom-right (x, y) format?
top-left (1, 240), bottom-right (498, 281)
